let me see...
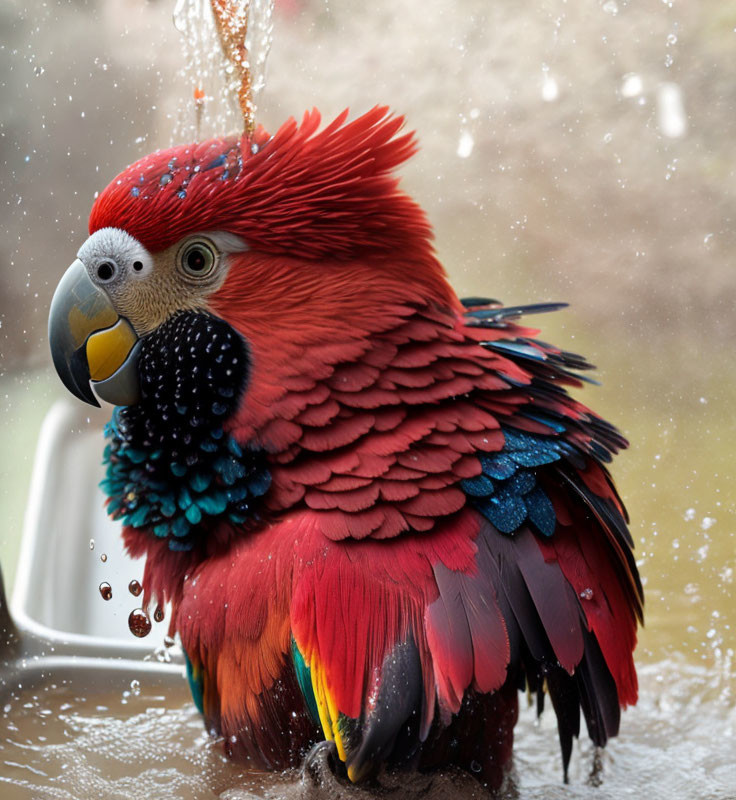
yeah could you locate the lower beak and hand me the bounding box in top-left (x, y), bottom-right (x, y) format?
top-left (48, 259), bottom-right (141, 407)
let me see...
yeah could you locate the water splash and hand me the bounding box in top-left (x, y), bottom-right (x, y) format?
top-left (173, 0), bottom-right (275, 141)
top-left (0, 661), bottom-right (734, 798)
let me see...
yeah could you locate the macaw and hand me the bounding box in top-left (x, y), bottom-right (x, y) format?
top-left (48, 107), bottom-right (641, 791)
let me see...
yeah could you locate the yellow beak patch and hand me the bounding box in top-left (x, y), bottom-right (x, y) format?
top-left (86, 318), bottom-right (139, 382)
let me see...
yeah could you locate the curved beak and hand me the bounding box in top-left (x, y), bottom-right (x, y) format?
top-left (48, 259), bottom-right (141, 407)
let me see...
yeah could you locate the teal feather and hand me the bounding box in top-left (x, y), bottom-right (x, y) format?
top-left (160, 496), bottom-right (177, 517)
top-left (101, 404), bottom-right (270, 551)
top-left (291, 639), bottom-right (319, 724)
top-left (177, 486), bottom-right (193, 510)
top-left (189, 473), bottom-right (212, 492)
top-left (185, 504), bottom-right (202, 524)
top-left (184, 652), bottom-right (204, 715)
top-left (171, 515), bottom-right (190, 538)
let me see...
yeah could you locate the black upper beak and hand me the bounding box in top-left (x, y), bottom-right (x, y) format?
top-left (48, 259), bottom-right (141, 407)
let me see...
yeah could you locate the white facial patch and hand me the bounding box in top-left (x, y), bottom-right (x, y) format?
top-left (78, 227), bottom-right (154, 287)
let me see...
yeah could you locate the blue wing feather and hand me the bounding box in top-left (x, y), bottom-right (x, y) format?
top-left (462, 426), bottom-right (563, 538)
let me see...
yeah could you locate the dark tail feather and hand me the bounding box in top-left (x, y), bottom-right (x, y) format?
top-left (476, 517), bottom-right (626, 780)
top-left (576, 629), bottom-right (621, 747)
top-left (344, 635), bottom-right (424, 782)
top-left (547, 669), bottom-right (582, 782)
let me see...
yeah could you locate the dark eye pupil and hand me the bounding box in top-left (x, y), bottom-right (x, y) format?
top-left (133, 260), bottom-right (143, 272)
top-left (97, 262), bottom-right (115, 281)
top-left (187, 248), bottom-right (206, 272)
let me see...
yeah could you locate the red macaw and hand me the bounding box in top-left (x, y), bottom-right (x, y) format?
top-left (48, 107), bottom-right (641, 791)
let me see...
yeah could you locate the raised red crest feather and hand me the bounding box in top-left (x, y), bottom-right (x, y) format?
top-left (89, 107), bottom-right (433, 261)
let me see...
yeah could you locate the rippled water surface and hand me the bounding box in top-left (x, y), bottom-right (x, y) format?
top-left (1, 660), bottom-right (733, 800)
top-left (0, 678), bottom-right (272, 799)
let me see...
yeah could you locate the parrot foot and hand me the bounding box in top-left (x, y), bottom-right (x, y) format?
top-left (297, 740), bottom-right (497, 800)
top-left (586, 746), bottom-right (605, 787)
top-left (301, 739), bottom-right (343, 791)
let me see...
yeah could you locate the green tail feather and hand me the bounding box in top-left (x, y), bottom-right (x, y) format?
top-left (291, 638), bottom-right (320, 724)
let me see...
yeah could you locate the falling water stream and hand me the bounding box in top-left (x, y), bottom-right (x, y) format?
top-left (172, 0), bottom-right (274, 140)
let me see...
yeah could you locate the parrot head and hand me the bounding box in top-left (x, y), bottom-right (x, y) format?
top-left (49, 107), bottom-right (454, 413)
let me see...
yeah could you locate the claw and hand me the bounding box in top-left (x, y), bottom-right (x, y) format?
top-left (301, 740), bottom-right (339, 788)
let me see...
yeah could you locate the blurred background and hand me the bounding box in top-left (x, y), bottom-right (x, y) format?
top-left (0, 0), bottom-right (734, 777)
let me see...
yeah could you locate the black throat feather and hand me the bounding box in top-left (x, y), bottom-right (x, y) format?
top-left (101, 311), bottom-right (271, 551)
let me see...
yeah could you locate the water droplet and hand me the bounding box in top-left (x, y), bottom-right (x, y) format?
top-left (602, 0), bottom-right (618, 15)
top-left (542, 75), bottom-right (559, 102)
top-left (580, 588), bottom-right (594, 600)
top-left (130, 679), bottom-right (141, 696)
top-left (703, 233), bottom-right (714, 248)
top-left (129, 579), bottom-right (142, 597)
top-left (128, 609), bottom-right (152, 638)
top-left (89, 539), bottom-right (95, 551)
top-left (666, 33), bottom-right (678, 46)
top-left (33, 65), bottom-right (45, 77)
top-left (154, 606), bottom-right (165, 623)
top-left (664, 53), bottom-right (674, 68)
top-left (456, 130), bottom-right (474, 159)
top-left (603, 132), bottom-right (613, 144)
top-left (100, 553), bottom-right (107, 563)
top-left (470, 759), bottom-right (482, 773)
top-left (702, 517), bottom-right (715, 530)
top-left (620, 73), bottom-right (643, 98)
top-left (657, 83), bottom-right (687, 138)
top-left (160, 173), bottom-right (173, 186)
top-left (99, 582), bottom-right (112, 601)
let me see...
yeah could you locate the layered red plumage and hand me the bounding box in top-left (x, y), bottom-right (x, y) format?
top-left (103, 107), bottom-right (642, 787)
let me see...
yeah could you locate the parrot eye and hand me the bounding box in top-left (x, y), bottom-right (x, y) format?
top-left (180, 240), bottom-right (217, 279)
top-left (96, 261), bottom-right (117, 282)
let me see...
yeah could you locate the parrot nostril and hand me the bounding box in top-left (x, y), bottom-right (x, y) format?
top-left (96, 262), bottom-right (116, 282)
